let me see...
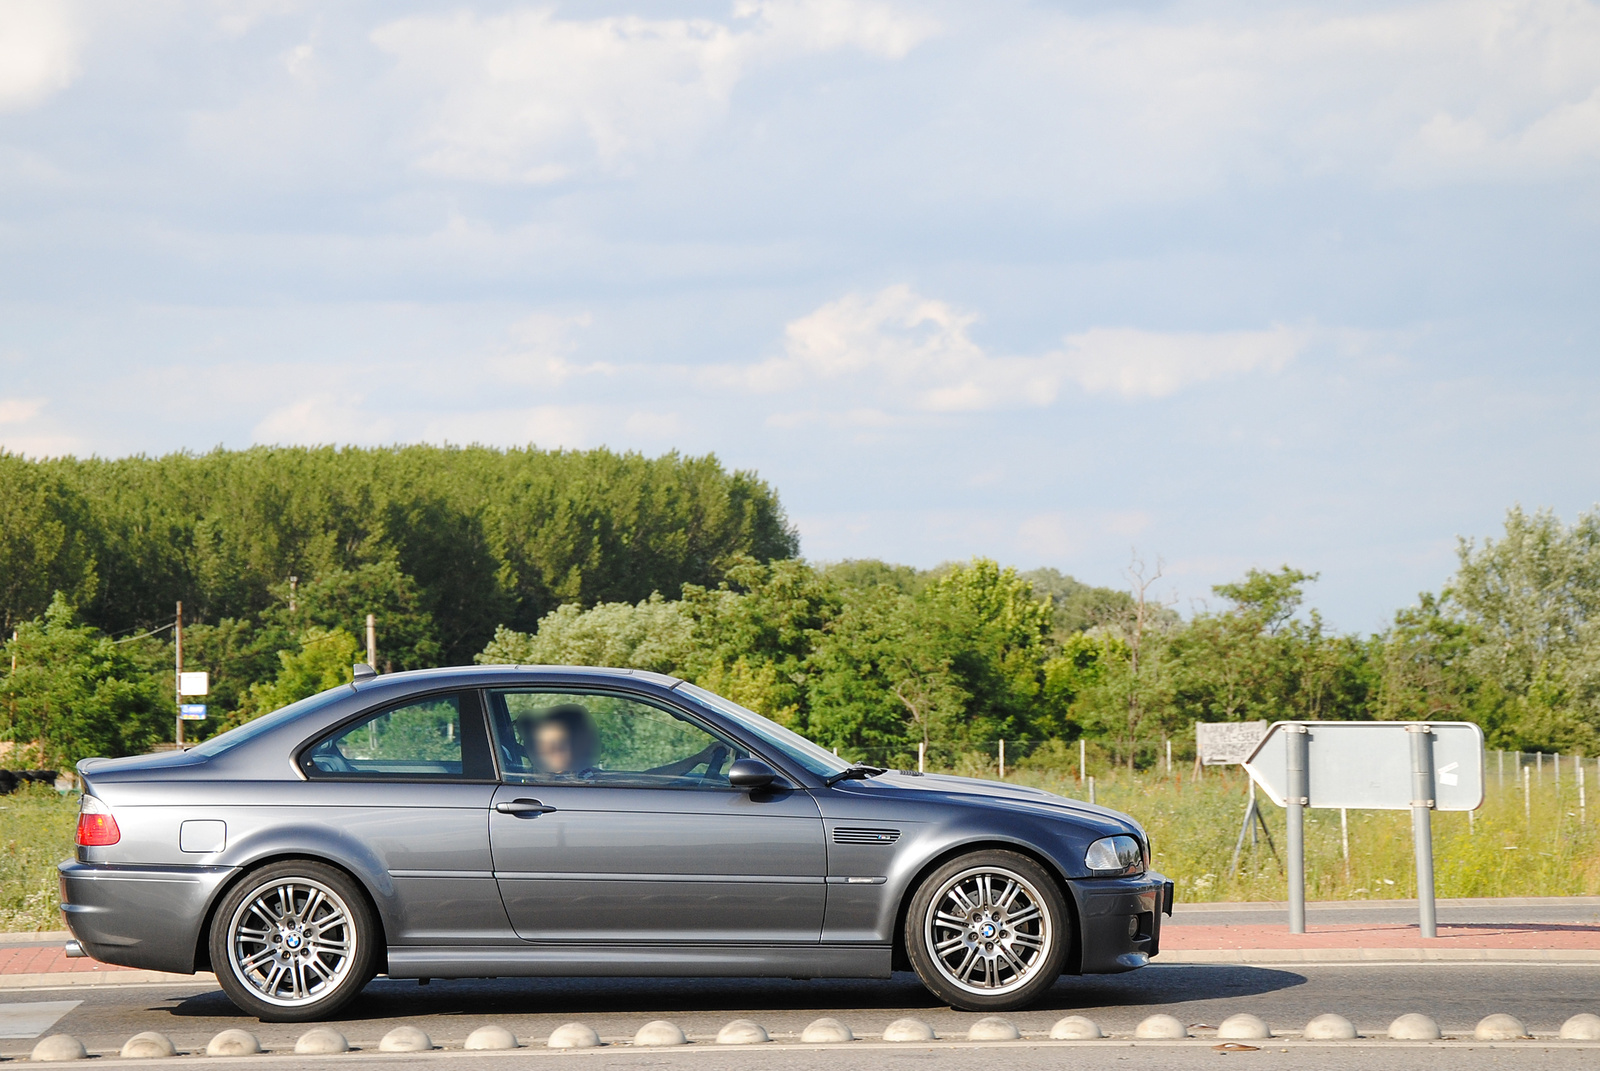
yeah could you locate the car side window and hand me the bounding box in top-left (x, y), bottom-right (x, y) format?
top-left (485, 690), bottom-right (748, 789)
top-left (304, 694), bottom-right (466, 779)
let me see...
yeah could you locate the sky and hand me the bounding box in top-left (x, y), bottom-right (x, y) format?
top-left (1, 0), bottom-right (1598, 631)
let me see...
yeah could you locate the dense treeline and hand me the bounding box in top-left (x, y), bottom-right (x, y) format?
top-left (479, 507), bottom-right (1600, 769)
top-left (0, 445), bottom-right (796, 762)
top-left (1, 443), bottom-right (1596, 772)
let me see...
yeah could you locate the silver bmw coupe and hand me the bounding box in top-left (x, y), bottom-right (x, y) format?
top-left (61, 666), bottom-right (1171, 1021)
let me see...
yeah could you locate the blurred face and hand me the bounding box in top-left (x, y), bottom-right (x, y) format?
top-left (535, 720), bottom-right (575, 773)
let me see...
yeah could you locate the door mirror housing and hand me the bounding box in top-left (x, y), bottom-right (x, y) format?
top-left (728, 757), bottom-right (777, 790)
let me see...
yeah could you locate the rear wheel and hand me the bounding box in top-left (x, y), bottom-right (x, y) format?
top-left (209, 860), bottom-right (377, 1022)
top-left (905, 850), bottom-right (1069, 1011)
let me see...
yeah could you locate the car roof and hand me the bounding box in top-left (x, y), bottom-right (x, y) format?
top-left (353, 665), bottom-right (683, 689)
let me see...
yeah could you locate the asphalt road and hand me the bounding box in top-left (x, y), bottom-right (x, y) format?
top-left (5, 963), bottom-right (1600, 1059)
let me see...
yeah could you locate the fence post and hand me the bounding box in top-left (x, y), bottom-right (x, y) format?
top-left (1524, 761), bottom-right (1532, 821)
top-left (1166, 737), bottom-right (1172, 776)
top-left (998, 739), bottom-right (1005, 779)
top-left (1581, 758), bottom-right (1588, 822)
top-left (1088, 776), bottom-right (1096, 805)
top-left (1079, 738), bottom-right (1086, 784)
top-left (917, 741), bottom-right (925, 774)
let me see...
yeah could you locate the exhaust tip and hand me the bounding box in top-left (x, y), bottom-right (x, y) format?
top-left (64, 940), bottom-right (86, 958)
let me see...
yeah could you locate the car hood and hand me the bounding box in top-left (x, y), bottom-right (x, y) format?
top-left (856, 770), bottom-right (1145, 837)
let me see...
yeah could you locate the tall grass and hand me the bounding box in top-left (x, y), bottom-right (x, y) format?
top-left (992, 757), bottom-right (1600, 902)
top-left (2, 755), bottom-right (1597, 934)
top-left (0, 784), bottom-right (76, 932)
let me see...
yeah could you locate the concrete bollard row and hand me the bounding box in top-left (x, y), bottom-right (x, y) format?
top-left (39, 1007), bottom-right (1600, 1062)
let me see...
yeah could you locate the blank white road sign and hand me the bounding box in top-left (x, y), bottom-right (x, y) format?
top-left (1244, 721), bottom-right (1484, 811)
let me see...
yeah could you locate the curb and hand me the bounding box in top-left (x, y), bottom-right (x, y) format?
top-left (1158, 948), bottom-right (1600, 964)
top-left (0, 970), bottom-right (217, 989)
top-left (1171, 895), bottom-right (1600, 915)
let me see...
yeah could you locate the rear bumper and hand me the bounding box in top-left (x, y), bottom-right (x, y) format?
top-left (1068, 870), bottom-right (1170, 974)
top-left (58, 860), bottom-right (237, 974)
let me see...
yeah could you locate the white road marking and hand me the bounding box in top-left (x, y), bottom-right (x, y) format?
top-left (0, 999), bottom-right (82, 1039)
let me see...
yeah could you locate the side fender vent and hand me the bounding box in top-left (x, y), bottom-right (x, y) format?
top-left (833, 827), bottom-right (901, 845)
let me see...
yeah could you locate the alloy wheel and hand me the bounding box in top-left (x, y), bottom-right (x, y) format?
top-left (225, 877), bottom-right (358, 1008)
top-left (923, 865), bottom-right (1053, 996)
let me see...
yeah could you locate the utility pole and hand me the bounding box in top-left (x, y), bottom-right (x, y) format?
top-left (174, 601), bottom-right (184, 747)
top-left (366, 613), bottom-right (377, 670)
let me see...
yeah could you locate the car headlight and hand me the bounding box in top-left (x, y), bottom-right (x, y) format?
top-left (1085, 835), bottom-right (1143, 874)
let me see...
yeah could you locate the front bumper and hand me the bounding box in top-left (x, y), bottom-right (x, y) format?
top-left (1067, 870), bottom-right (1171, 974)
top-left (58, 860), bottom-right (237, 974)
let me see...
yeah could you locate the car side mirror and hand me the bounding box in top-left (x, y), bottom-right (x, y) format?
top-left (728, 758), bottom-right (777, 790)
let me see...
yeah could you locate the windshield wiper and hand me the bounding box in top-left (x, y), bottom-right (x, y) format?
top-left (824, 763), bottom-right (889, 786)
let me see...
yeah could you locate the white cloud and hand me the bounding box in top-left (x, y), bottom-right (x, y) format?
top-left (983, 0), bottom-right (1600, 205)
top-left (0, 397), bottom-right (84, 456)
top-left (716, 285), bottom-right (1303, 412)
top-left (0, 1), bottom-right (82, 113)
top-left (1058, 327), bottom-right (1301, 399)
top-left (372, 0), bottom-right (937, 183)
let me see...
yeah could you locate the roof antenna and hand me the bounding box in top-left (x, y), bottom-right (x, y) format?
top-left (352, 663), bottom-right (378, 682)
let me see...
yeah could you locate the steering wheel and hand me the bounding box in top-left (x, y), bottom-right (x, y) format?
top-left (696, 746), bottom-right (730, 787)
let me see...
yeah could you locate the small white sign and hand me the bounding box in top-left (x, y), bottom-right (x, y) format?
top-left (1197, 721), bottom-right (1269, 765)
top-left (178, 671), bottom-right (210, 696)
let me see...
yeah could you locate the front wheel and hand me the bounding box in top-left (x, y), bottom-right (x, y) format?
top-left (209, 860), bottom-right (378, 1022)
top-left (905, 850), bottom-right (1070, 1011)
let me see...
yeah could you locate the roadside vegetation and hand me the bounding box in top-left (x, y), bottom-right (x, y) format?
top-left (3, 443), bottom-right (1600, 900)
top-left (4, 754), bottom-right (1595, 934)
top-left (0, 784), bottom-right (77, 932)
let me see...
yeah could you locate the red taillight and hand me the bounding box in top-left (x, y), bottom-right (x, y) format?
top-left (76, 796), bottom-right (120, 847)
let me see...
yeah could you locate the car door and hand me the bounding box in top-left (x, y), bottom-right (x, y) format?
top-left (484, 687), bottom-right (827, 944)
top-left (297, 689), bottom-right (510, 943)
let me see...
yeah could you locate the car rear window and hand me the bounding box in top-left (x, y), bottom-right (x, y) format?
top-left (187, 688), bottom-right (350, 757)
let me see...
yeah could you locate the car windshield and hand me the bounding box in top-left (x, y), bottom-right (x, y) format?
top-left (674, 681), bottom-right (852, 779)
top-left (186, 687), bottom-right (350, 757)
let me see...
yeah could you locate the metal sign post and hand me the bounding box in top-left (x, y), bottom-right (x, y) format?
top-left (1245, 721), bottom-right (1483, 937)
top-left (1286, 724), bottom-right (1308, 934)
top-left (1409, 724), bottom-right (1437, 938)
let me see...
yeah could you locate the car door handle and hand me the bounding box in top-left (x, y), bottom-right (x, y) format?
top-left (496, 799), bottom-right (557, 817)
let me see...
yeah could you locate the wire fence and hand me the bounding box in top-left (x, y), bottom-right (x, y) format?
top-left (835, 740), bottom-right (1599, 820)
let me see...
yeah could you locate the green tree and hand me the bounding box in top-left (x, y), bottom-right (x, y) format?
top-left (226, 628), bottom-right (360, 729)
top-left (0, 596), bottom-right (171, 767)
top-left (1446, 505), bottom-right (1600, 751)
top-left (477, 594), bottom-right (693, 674)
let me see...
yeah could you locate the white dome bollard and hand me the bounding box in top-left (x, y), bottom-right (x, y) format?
top-left (882, 1018), bottom-right (937, 1042)
top-left (801, 1018), bottom-right (854, 1043)
top-left (1134, 1014), bottom-right (1188, 1039)
top-left (1217, 1014), bottom-right (1271, 1040)
top-left (465, 1025), bottom-right (519, 1050)
top-left (547, 1023), bottom-right (601, 1049)
top-left (1388, 1013), bottom-right (1441, 1040)
top-left (715, 1020), bottom-right (769, 1044)
top-left (1303, 1013), bottom-right (1357, 1040)
top-left (206, 1029), bottom-right (262, 1056)
top-left (632, 1021), bottom-right (688, 1046)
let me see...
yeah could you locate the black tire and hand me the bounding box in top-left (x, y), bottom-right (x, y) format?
top-left (209, 860), bottom-right (378, 1022)
top-left (905, 849), bottom-right (1070, 1011)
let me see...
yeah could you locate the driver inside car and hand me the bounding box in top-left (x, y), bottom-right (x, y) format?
top-left (519, 704), bottom-right (731, 781)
